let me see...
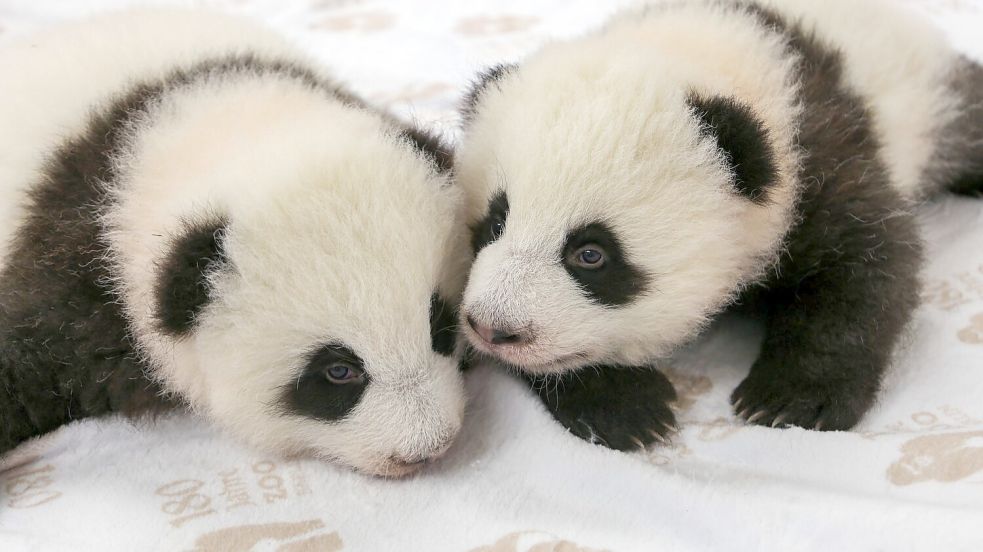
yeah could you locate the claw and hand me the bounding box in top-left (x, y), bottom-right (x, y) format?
top-left (738, 407), bottom-right (753, 420)
top-left (733, 396), bottom-right (744, 410)
top-left (654, 419), bottom-right (677, 436)
top-left (648, 429), bottom-right (669, 445)
top-left (771, 413), bottom-right (789, 428)
top-left (630, 436), bottom-right (646, 449)
top-left (814, 419), bottom-right (825, 431)
top-left (746, 409), bottom-right (767, 424)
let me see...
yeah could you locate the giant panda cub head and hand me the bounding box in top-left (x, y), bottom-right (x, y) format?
top-left (454, 29), bottom-right (799, 375)
top-left (108, 80), bottom-right (469, 477)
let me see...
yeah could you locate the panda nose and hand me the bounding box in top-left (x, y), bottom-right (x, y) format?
top-left (389, 439), bottom-right (453, 469)
top-left (466, 316), bottom-right (527, 346)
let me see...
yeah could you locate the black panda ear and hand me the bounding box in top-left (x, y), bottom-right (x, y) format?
top-left (460, 63), bottom-right (519, 126)
top-left (400, 125), bottom-right (454, 173)
top-left (154, 216), bottom-right (230, 336)
top-left (687, 93), bottom-right (777, 204)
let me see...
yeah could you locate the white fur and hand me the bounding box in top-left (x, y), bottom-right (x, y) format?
top-left (754, 0), bottom-right (962, 199)
top-left (456, 0), bottom-right (966, 373)
top-left (0, 10), bottom-right (298, 265)
top-left (0, 10), bottom-right (470, 476)
top-left (457, 2), bottom-right (802, 372)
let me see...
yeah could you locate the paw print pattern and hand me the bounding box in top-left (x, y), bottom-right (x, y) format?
top-left (192, 519), bottom-right (341, 552)
top-left (694, 418), bottom-right (742, 442)
top-left (311, 11), bottom-right (396, 33)
top-left (469, 531), bottom-right (608, 552)
top-left (454, 15), bottom-right (539, 36)
top-left (310, 0), bottom-right (364, 10)
top-left (957, 312), bottom-right (983, 344)
top-left (663, 366), bottom-right (712, 413)
top-left (887, 431), bottom-right (983, 486)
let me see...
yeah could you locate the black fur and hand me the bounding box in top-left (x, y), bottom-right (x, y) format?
top-left (1, 83), bottom-right (171, 456)
top-left (280, 344), bottom-right (369, 422)
top-left (562, 222), bottom-right (650, 306)
top-left (688, 94), bottom-right (778, 204)
top-left (0, 55), bottom-right (348, 456)
top-left (529, 366), bottom-right (677, 450)
top-left (399, 126), bottom-right (454, 173)
top-left (430, 293), bottom-right (458, 356)
top-left (460, 64), bottom-right (519, 125)
top-left (728, 4), bottom-right (923, 430)
top-left (469, 190), bottom-right (509, 255)
top-left (937, 57), bottom-right (983, 196)
top-left (155, 217), bottom-right (229, 336)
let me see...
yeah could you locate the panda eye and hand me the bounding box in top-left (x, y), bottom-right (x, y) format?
top-left (568, 244), bottom-right (606, 269)
top-left (471, 191), bottom-right (509, 255)
top-left (490, 219), bottom-right (505, 240)
top-left (323, 362), bottom-right (363, 384)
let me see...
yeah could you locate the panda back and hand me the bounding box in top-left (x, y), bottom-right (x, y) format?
top-left (751, 0), bottom-right (962, 199)
top-left (0, 9), bottom-right (303, 263)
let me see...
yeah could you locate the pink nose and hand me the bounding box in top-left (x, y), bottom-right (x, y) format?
top-left (466, 316), bottom-right (528, 346)
top-left (388, 439), bottom-right (453, 469)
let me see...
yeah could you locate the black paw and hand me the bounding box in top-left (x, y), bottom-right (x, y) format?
top-left (531, 366), bottom-right (678, 451)
top-left (731, 358), bottom-right (877, 431)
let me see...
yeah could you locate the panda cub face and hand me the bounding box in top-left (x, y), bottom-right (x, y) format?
top-left (456, 50), bottom-right (788, 374)
top-left (118, 94), bottom-right (468, 477)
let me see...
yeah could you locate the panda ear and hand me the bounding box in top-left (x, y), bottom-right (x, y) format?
top-left (400, 125), bottom-right (453, 173)
top-left (687, 93), bottom-right (777, 204)
top-left (154, 216), bottom-right (230, 336)
top-left (460, 63), bottom-right (519, 126)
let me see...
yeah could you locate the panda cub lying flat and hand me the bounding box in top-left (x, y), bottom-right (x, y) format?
top-left (456, 0), bottom-right (983, 449)
top-left (0, 10), bottom-right (469, 477)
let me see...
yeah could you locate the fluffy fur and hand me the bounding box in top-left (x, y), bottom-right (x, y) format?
top-left (0, 10), bottom-right (472, 477)
top-left (455, 0), bottom-right (983, 449)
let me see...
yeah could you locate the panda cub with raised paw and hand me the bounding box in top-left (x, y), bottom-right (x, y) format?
top-left (456, 0), bottom-right (983, 450)
top-left (0, 10), bottom-right (470, 477)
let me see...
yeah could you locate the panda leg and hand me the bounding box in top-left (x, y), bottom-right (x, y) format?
top-left (0, 340), bottom-right (145, 457)
top-left (0, 402), bottom-right (24, 457)
top-left (0, 353), bottom-right (45, 457)
top-left (0, 343), bottom-right (79, 457)
top-left (731, 198), bottom-right (922, 431)
top-left (526, 366), bottom-right (678, 450)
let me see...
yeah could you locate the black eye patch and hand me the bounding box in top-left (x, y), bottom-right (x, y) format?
top-left (430, 293), bottom-right (457, 356)
top-left (469, 190), bottom-right (509, 256)
top-left (279, 343), bottom-right (370, 422)
top-left (562, 222), bottom-right (650, 307)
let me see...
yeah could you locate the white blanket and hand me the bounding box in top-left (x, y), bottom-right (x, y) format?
top-left (1, 1), bottom-right (982, 550)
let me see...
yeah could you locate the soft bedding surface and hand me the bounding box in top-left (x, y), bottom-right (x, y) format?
top-left (1, 1), bottom-right (982, 550)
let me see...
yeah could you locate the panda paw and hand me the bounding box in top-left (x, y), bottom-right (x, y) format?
top-left (531, 366), bottom-right (679, 451)
top-left (731, 357), bottom-right (876, 431)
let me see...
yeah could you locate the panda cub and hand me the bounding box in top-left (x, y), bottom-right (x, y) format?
top-left (0, 10), bottom-right (470, 477)
top-left (456, 0), bottom-right (983, 450)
